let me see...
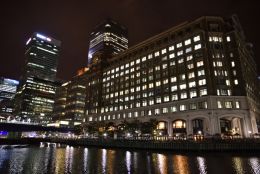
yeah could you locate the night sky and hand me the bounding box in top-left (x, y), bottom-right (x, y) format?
top-left (0, 0), bottom-right (259, 81)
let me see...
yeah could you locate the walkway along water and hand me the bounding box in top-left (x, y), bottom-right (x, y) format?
top-left (2, 137), bottom-right (260, 152)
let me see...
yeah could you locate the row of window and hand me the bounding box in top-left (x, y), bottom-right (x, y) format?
top-left (89, 99), bottom-right (241, 122)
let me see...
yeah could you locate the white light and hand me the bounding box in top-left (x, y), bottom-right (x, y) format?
top-left (37, 47), bottom-right (56, 54)
top-left (26, 38), bottom-right (31, 45)
top-left (36, 33), bottom-right (52, 42)
top-left (198, 131), bottom-right (202, 135)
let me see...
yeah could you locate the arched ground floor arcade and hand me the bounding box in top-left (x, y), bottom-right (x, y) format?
top-left (150, 111), bottom-right (258, 138)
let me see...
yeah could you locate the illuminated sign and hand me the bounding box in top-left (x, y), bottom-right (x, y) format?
top-left (36, 33), bottom-right (52, 42)
top-left (0, 131), bottom-right (8, 136)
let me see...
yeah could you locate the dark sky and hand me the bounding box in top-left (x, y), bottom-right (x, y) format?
top-left (0, 0), bottom-right (259, 81)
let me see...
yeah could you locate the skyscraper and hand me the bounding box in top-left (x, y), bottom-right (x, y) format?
top-left (88, 18), bottom-right (128, 64)
top-left (15, 33), bottom-right (61, 123)
top-left (0, 77), bottom-right (19, 115)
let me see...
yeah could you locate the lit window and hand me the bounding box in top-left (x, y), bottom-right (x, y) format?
top-left (148, 54), bottom-right (153, 59)
top-left (198, 101), bottom-right (208, 109)
top-left (225, 101), bottom-right (233, 108)
top-left (198, 69), bottom-right (205, 76)
top-left (155, 51), bottom-right (160, 57)
top-left (185, 39), bottom-right (191, 45)
top-left (180, 84), bottom-right (186, 90)
top-left (194, 44), bottom-right (202, 50)
top-left (200, 89), bottom-right (207, 96)
top-left (162, 64), bottom-right (167, 69)
top-left (198, 79), bottom-right (206, 86)
top-left (163, 79), bottom-right (168, 84)
top-left (149, 99), bottom-right (154, 105)
top-left (156, 81), bottom-right (161, 87)
top-left (171, 85), bottom-right (177, 91)
top-left (190, 90), bottom-right (197, 98)
top-left (169, 45), bottom-right (175, 51)
top-left (186, 55), bottom-right (193, 61)
top-left (235, 101), bottom-right (240, 108)
top-left (172, 94), bottom-right (178, 101)
top-left (193, 35), bottom-right (200, 42)
top-left (142, 56), bottom-right (146, 62)
top-left (162, 107), bottom-right (169, 113)
top-left (171, 106), bottom-right (177, 112)
top-left (155, 108), bottom-right (160, 115)
top-left (169, 53), bottom-right (175, 59)
top-left (197, 61), bottom-right (204, 67)
top-left (178, 58), bottom-right (184, 64)
top-left (177, 50), bottom-right (183, 56)
top-left (226, 36), bottom-right (231, 42)
top-left (180, 92), bottom-right (187, 99)
top-left (164, 96), bottom-right (169, 102)
top-left (180, 104), bottom-right (187, 111)
top-left (149, 83), bottom-right (154, 88)
top-left (231, 61), bottom-right (235, 67)
top-left (180, 74), bottom-right (186, 80)
top-left (234, 79), bottom-right (238, 85)
top-left (187, 63), bottom-right (194, 69)
top-left (217, 101), bottom-right (222, 108)
top-left (186, 47), bottom-right (192, 53)
top-left (171, 77), bottom-right (177, 82)
top-left (161, 48), bottom-right (167, 55)
top-left (136, 59), bottom-right (140, 64)
top-left (189, 81), bottom-right (196, 88)
top-left (177, 42), bottom-right (182, 48)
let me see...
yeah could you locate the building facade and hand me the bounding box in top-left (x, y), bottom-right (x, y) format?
top-left (15, 33), bottom-right (61, 123)
top-left (53, 70), bottom-right (87, 126)
top-left (0, 77), bottom-right (19, 115)
top-left (84, 15), bottom-right (260, 137)
top-left (88, 18), bottom-right (128, 64)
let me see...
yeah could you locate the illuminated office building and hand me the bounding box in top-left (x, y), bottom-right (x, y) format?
top-left (0, 77), bottom-right (19, 115)
top-left (88, 18), bottom-right (128, 64)
top-left (53, 70), bottom-right (87, 126)
top-left (85, 15), bottom-right (260, 137)
top-left (15, 33), bottom-right (61, 123)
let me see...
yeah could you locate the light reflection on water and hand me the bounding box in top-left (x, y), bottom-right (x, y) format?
top-left (0, 145), bottom-right (260, 174)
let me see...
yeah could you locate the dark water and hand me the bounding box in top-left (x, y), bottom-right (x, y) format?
top-left (0, 144), bottom-right (260, 174)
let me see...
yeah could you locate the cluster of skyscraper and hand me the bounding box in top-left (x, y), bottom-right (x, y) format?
top-left (1, 15), bottom-right (260, 137)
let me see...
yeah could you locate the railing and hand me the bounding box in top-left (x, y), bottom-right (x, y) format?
top-left (0, 120), bottom-right (39, 125)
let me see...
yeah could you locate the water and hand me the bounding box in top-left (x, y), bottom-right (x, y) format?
top-left (0, 144), bottom-right (260, 174)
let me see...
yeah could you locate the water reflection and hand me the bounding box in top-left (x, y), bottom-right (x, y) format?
top-left (65, 145), bottom-right (74, 173)
top-left (126, 151), bottom-right (131, 173)
top-left (0, 146), bottom-right (260, 174)
top-left (83, 148), bottom-right (88, 173)
top-left (157, 154), bottom-right (168, 174)
top-left (173, 155), bottom-right (190, 174)
top-left (101, 149), bottom-right (107, 173)
top-left (232, 157), bottom-right (244, 174)
top-left (249, 157), bottom-right (260, 174)
top-left (55, 148), bottom-right (66, 174)
top-left (196, 157), bottom-right (207, 174)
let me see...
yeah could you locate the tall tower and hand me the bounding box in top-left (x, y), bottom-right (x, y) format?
top-left (15, 33), bottom-right (61, 123)
top-left (88, 18), bottom-right (128, 64)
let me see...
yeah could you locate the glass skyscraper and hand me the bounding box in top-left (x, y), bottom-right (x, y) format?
top-left (0, 77), bottom-right (19, 115)
top-left (88, 18), bottom-right (128, 64)
top-left (15, 33), bottom-right (61, 123)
